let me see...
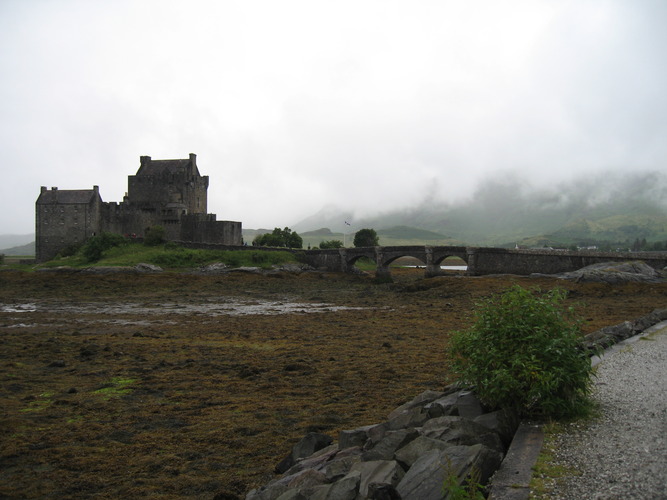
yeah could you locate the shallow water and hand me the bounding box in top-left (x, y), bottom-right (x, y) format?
top-left (0, 299), bottom-right (370, 317)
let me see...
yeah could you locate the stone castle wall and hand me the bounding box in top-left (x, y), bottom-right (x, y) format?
top-left (35, 154), bottom-right (241, 261)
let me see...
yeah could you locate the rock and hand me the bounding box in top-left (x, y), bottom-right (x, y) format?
top-left (80, 266), bottom-right (137, 274)
top-left (276, 433), bottom-right (334, 474)
top-left (455, 391), bottom-right (485, 420)
top-left (386, 406), bottom-right (430, 431)
top-left (339, 425), bottom-right (375, 450)
top-left (135, 263), bottom-right (163, 273)
top-left (473, 408), bottom-right (519, 449)
top-left (424, 392), bottom-right (460, 418)
top-left (271, 264), bottom-right (315, 274)
top-left (275, 490), bottom-right (307, 500)
top-left (350, 460), bottom-right (406, 498)
top-left (309, 471), bottom-right (360, 500)
top-left (48, 360), bottom-right (66, 367)
top-left (557, 261), bottom-right (664, 284)
top-left (421, 416), bottom-right (504, 453)
top-left (199, 262), bottom-right (228, 273)
top-left (362, 429), bottom-right (420, 462)
top-left (394, 436), bottom-right (453, 469)
top-left (396, 444), bottom-right (502, 500)
top-left (287, 469), bottom-right (328, 489)
top-left (283, 445), bottom-right (338, 476)
top-left (387, 390), bottom-right (445, 420)
top-left (293, 433), bottom-right (334, 461)
top-left (321, 448), bottom-right (363, 481)
top-left (367, 483), bottom-right (403, 499)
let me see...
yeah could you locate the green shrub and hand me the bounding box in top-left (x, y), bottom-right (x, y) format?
top-left (448, 285), bottom-right (595, 419)
top-left (319, 239), bottom-right (343, 249)
top-left (57, 243), bottom-right (82, 258)
top-left (0, 254), bottom-right (4, 265)
top-left (82, 233), bottom-right (127, 262)
top-left (144, 225), bottom-right (166, 246)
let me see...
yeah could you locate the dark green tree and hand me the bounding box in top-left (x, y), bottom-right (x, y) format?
top-left (82, 233), bottom-right (127, 262)
top-left (353, 228), bottom-right (379, 247)
top-left (253, 227), bottom-right (303, 248)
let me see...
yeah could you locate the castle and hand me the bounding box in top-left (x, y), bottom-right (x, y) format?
top-left (35, 154), bottom-right (242, 261)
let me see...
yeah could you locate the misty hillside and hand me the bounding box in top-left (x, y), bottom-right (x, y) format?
top-left (1, 242), bottom-right (35, 256)
top-left (0, 234), bottom-right (34, 250)
top-left (293, 171), bottom-right (667, 246)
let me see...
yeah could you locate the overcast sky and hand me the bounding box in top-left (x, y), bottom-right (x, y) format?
top-left (2, 0), bottom-right (666, 234)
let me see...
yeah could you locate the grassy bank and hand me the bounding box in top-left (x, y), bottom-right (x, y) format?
top-left (35, 242), bottom-right (299, 271)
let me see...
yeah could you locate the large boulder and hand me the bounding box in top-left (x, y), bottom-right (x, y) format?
top-left (557, 261), bottom-right (664, 284)
top-left (275, 433), bottom-right (334, 474)
top-left (349, 460), bottom-right (406, 498)
top-left (396, 444), bottom-right (503, 500)
top-left (421, 416), bottom-right (505, 453)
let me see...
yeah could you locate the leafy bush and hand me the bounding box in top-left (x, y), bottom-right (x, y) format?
top-left (57, 243), bottom-right (82, 258)
top-left (353, 228), bottom-right (379, 247)
top-left (319, 239), bottom-right (343, 249)
top-left (448, 285), bottom-right (595, 419)
top-left (144, 225), bottom-right (166, 246)
top-left (0, 254), bottom-right (4, 265)
top-left (82, 233), bottom-right (127, 262)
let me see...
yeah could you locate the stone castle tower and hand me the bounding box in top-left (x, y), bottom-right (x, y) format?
top-left (36, 154), bottom-right (241, 261)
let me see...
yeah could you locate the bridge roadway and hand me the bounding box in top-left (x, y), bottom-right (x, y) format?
top-left (302, 245), bottom-right (667, 280)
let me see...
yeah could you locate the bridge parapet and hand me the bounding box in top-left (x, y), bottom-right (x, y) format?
top-left (302, 245), bottom-right (667, 280)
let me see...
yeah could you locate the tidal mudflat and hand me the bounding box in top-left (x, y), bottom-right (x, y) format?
top-left (1, 269), bottom-right (665, 499)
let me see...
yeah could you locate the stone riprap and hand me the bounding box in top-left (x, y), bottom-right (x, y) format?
top-left (246, 387), bottom-right (518, 500)
top-left (582, 308), bottom-right (667, 352)
top-left (246, 309), bottom-right (667, 500)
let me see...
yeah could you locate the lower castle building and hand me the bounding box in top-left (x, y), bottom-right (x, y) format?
top-left (36, 154), bottom-right (242, 261)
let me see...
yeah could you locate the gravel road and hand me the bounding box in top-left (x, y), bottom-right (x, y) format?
top-left (539, 321), bottom-right (667, 499)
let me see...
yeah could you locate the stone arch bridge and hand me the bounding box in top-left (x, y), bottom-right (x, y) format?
top-left (302, 246), bottom-right (667, 280)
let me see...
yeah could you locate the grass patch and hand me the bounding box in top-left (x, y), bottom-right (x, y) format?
top-left (529, 422), bottom-right (583, 498)
top-left (20, 392), bottom-right (55, 413)
top-left (93, 377), bottom-right (138, 399)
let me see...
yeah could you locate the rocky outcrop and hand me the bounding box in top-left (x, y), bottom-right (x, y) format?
top-left (196, 263), bottom-right (316, 275)
top-left (542, 260), bottom-right (666, 284)
top-left (35, 263), bottom-right (164, 274)
top-left (246, 387), bottom-right (515, 500)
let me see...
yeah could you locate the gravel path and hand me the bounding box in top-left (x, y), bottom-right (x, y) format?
top-left (539, 322), bottom-right (667, 499)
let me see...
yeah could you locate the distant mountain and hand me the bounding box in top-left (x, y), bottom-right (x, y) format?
top-left (1, 241), bottom-right (35, 256)
top-left (292, 171), bottom-right (667, 247)
top-left (292, 205), bottom-right (355, 234)
top-left (0, 234), bottom-right (34, 249)
top-left (301, 228), bottom-right (340, 237)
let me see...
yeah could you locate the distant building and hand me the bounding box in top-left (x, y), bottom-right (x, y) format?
top-left (36, 154), bottom-right (242, 261)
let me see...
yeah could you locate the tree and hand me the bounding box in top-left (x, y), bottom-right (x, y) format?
top-left (253, 227), bottom-right (303, 249)
top-left (319, 239), bottom-right (343, 249)
top-left (353, 228), bottom-right (379, 247)
top-left (82, 233), bottom-right (127, 262)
